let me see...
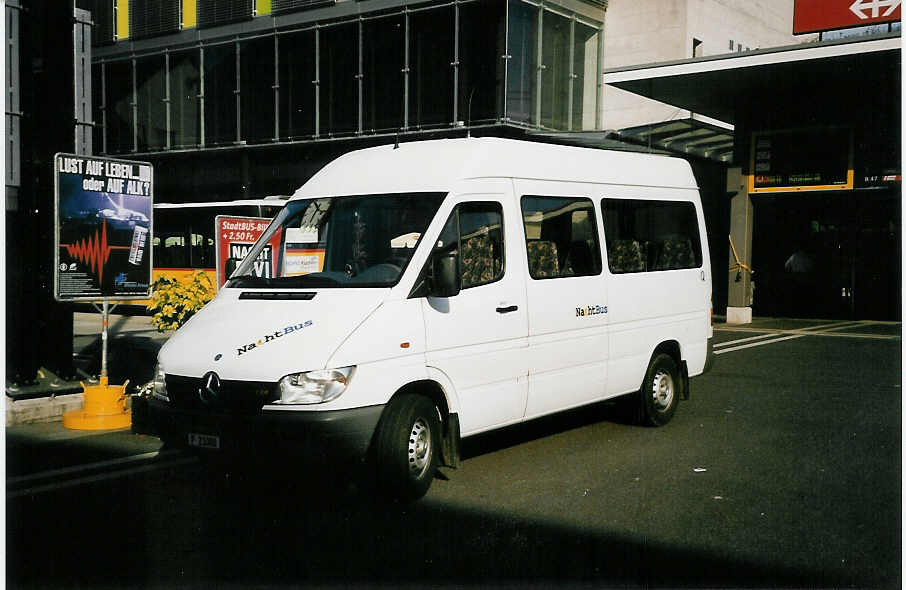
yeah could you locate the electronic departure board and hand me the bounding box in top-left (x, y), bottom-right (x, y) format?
top-left (750, 128), bottom-right (852, 193)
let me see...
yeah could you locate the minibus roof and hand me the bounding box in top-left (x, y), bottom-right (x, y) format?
top-left (154, 196), bottom-right (291, 209)
top-left (291, 137), bottom-right (698, 200)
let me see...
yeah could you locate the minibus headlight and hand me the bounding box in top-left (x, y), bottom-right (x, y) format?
top-left (277, 367), bottom-right (354, 405)
top-left (152, 364), bottom-right (169, 402)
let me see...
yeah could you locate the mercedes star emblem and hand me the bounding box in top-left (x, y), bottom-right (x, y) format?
top-left (198, 371), bottom-right (221, 405)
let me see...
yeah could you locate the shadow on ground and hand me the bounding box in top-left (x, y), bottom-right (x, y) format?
top-left (8, 407), bottom-right (879, 589)
top-left (7, 457), bottom-right (857, 589)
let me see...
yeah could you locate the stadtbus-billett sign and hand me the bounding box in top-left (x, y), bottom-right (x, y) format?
top-left (54, 153), bottom-right (154, 301)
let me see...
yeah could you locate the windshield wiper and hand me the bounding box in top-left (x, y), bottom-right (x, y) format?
top-left (227, 275), bottom-right (272, 288)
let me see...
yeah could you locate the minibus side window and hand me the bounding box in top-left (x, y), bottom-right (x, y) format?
top-left (602, 198), bottom-right (703, 274)
top-left (430, 201), bottom-right (505, 290)
top-left (521, 195), bottom-right (602, 279)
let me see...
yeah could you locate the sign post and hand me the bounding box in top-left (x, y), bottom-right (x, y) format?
top-left (54, 153), bottom-right (153, 429)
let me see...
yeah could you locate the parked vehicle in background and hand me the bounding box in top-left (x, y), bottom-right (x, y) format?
top-left (99, 197), bottom-right (287, 309)
top-left (151, 197), bottom-right (288, 290)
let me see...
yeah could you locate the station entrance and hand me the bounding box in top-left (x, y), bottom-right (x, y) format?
top-left (751, 189), bottom-right (900, 320)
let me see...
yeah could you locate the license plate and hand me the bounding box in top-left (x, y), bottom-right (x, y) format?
top-left (188, 433), bottom-right (220, 449)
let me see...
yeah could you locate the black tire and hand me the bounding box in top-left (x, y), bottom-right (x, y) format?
top-left (640, 353), bottom-right (680, 427)
top-left (373, 394), bottom-right (440, 501)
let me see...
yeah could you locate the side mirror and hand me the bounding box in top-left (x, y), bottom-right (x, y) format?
top-left (224, 257), bottom-right (240, 279)
top-left (431, 251), bottom-right (460, 297)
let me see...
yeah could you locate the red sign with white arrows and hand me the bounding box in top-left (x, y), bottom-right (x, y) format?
top-left (794, 0), bottom-right (901, 34)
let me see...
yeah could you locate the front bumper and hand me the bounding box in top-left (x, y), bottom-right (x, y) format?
top-left (133, 396), bottom-right (384, 460)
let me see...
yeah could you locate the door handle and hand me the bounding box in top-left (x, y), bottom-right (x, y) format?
top-left (496, 304), bottom-right (519, 314)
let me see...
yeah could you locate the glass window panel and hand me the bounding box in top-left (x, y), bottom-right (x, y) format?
top-left (458, 0), bottom-right (506, 125)
top-left (363, 15), bottom-right (404, 133)
top-left (540, 10), bottom-right (570, 130)
top-left (169, 50), bottom-right (201, 148)
top-left (522, 195), bottom-right (601, 279)
top-left (602, 199), bottom-right (703, 274)
top-left (105, 60), bottom-right (133, 153)
top-left (506, 1), bottom-right (538, 125)
top-left (572, 21), bottom-right (599, 131)
top-left (432, 201), bottom-right (505, 290)
top-left (319, 23), bottom-right (359, 136)
top-left (408, 6), bottom-right (454, 129)
top-left (135, 55), bottom-right (167, 150)
top-left (92, 63), bottom-right (104, 151)
top-left (278, 30), bottom-right (316, 139)
top-left (459, 202), bottom-right (504, 288)
top-left (189, 211), bottom-right (217, 268)
top-left (204, 43), bottom-right (238, 145)
top-left (153, 214), bottom-right (189, 268)
top-left (240, 37), bottom-right (276, 143)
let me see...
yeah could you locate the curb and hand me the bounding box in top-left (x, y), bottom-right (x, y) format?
top-left (6, 393), bottom-right (85, 426)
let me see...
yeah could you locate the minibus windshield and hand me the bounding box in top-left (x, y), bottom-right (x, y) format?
top-left (227, 192), bottom-right (446, 288)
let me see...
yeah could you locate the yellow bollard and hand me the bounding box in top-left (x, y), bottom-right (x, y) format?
top-left (63, 376), bottom-right (132, 430)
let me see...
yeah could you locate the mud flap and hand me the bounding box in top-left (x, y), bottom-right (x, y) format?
top-left (681, 361), bottom-right (691, 401)
top-left (441, 412), bottom-right (461, 469)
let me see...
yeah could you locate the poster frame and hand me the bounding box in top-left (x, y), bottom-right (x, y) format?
top-left (53, 153), bottom-right (154, 302)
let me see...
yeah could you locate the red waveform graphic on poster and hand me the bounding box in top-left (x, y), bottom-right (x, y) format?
top-left (60, 219), bottom-right (130, 284)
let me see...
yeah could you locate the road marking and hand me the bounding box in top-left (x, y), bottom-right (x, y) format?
top-left (714, 320), bottom-right (899, 355)
top-left (7, 456), bottom-right (197, 499)
top-left (714, 334), bottom-right (806, 355)
top-left (7, 450), bottom-right (174, 485)
top-left (714, 333), bottom-right (778, 349)
top-left (717, 321), bottom-right (897, 337)
top-left (798, 320), bottom-right (872, 332)
top-left (715, 321), bottom-right (864, 350)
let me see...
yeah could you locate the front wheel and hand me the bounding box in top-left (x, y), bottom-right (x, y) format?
top-left (640, 353), bottom-right (680, 426)
top-left (373, 394), bottom-right (440, 501)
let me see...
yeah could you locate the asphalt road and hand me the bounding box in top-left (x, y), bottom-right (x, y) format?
top-left (6, 319), bottom-right (901, 589)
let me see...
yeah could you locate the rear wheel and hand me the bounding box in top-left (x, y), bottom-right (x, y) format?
top-left (640, 353), bottom-right (680, 426)
top-left (373, 394), bottom-right (440, 501)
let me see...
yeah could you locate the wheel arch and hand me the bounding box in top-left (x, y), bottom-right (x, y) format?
top-left (649, 339), bottom-right (689, 401)
top-left (382, 379), bottom-right (461, 469)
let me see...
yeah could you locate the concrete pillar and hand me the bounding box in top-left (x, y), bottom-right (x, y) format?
top-left (726, 167), bottom-right (754, 324)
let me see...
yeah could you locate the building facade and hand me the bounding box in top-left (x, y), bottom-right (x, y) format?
top-left (88, 0), bottom-right (607, 201)
top-left (602, 0), bottom-right (813, 130)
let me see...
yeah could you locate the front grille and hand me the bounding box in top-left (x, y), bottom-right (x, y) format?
top-left (166, 374), bottom-right (278, 414)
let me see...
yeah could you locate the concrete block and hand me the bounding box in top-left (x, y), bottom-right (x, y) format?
top-left (6, 393), bottom-right (85, 426)
top-left (726, 306), bottom-right (753, 324)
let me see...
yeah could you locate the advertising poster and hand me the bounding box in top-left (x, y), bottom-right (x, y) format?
top-left (215, 216), bottom-right (281, 287)
top-left (54, 154), bottom-right (153, 301)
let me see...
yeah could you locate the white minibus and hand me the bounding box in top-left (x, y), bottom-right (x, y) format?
top-left (140, 138), bottom-right (714, 500)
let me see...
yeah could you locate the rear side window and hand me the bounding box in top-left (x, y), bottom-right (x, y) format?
top-left (521, 196), bottom-right (602, 279)
top-left (602, 199), bottom-right (702, 273)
